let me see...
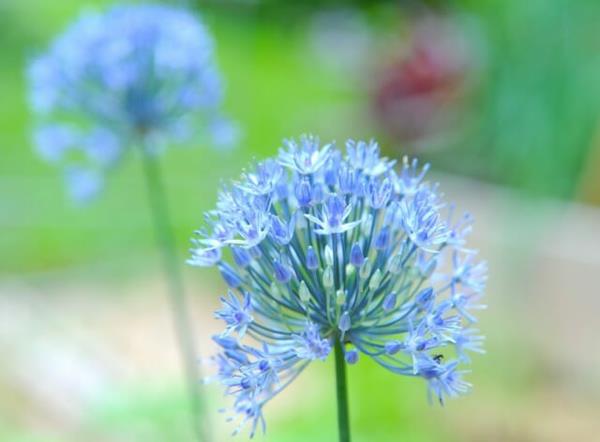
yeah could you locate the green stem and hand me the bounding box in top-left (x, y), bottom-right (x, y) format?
top-left (334, 341), bottom-right (351, 442)
top-left (139, 144), bottom-right (207, 442)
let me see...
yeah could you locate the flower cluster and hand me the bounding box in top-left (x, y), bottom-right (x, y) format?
top-left (190, 136), bottom-right (486, 436)
top-left (28, 4), bottom-right (232, 202)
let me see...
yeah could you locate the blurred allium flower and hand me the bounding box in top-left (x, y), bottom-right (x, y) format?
top-left (190, 136), bottom-right (486, 436)
top-left (373, 13), bottom-right (479, 148)
top-left (28, 4), bottom-right (232, 202)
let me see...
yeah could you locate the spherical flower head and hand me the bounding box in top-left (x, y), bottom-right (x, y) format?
top-left (190, 135), bottom-right (487, 436)
top-left (28, 4), bottom-right (233, 202)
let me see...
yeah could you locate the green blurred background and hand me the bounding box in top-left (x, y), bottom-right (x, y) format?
top-left (2, 0), bottom-right (600, 441)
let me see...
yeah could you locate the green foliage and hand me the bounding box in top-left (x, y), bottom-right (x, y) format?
top-left (434, 0), bottom-right (600, 199)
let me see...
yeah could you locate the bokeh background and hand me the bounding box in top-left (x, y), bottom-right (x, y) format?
top-left (2, 0), bottom-right (600, 441)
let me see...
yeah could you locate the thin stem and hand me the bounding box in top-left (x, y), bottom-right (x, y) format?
top-left (138, 143), bottom-right (207, 442)
top-left (334, 340), bottom-right (351, 442)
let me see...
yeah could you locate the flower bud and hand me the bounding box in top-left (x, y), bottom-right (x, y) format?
top-left (350, 242), bottom-right (364, 268)
top-left (385, 340), bottom-right (402, 355)
top-left (374, 227), bottom-right (390, 250)
top-left (311, 182), bottom-right (325, 204)
top-left (387, 254), bottom-right (403, 274)
top-left (295, 178), bottom-right (312, 207)
top-left (416, 287), bottom-right (435, 311)
top-left (323, 266), bottom-right (334, 289)
top-left (369, 268), bottom-right (382, 290)
top-left (324, 245), bottom-right (334, 267)
top-left (274, 260), bottom-right (292, 284)
top-left (306, 246), bottom-right (318, 270)
top-left (345, 348), bottom-right (359, 364)
top-left (361, 213), bottom-right (373, 236)
top-left (382, 292), bottom-right (397, 311)
top-left (299, 280), bottom-right (311, 303)
top-left (232, 247), bottom-right (252, 268)
top-left (419, 257), bottom-right (437, 278)
top-left (359, 258), bottom-right (372, 279)
top-left (345, 264), bottom-right (355, 278)
top-left (338, 311), bottom-right (351, 332)
top-left (220, 263), bottom-right (243, 288)
top-left (336, 289), bottom-right (346, 306)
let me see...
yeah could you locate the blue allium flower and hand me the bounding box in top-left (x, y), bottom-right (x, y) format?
top-left (28, 4), bottom-right (233, 202)
top-left (190, 136), bottom-right (487, 436)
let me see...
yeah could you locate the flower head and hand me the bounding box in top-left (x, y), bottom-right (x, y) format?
top-left (28, 4), bottom-right (232, 202)
top-left (191, 136), bottom-right (486, 436)
top-left (216, 291), bottom-right (253, 337)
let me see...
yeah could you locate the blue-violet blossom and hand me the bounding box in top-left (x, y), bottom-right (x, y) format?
top-left (28, 4), bottom-right (233, 202)
top-left (190, 136), bottom-right (487, 437)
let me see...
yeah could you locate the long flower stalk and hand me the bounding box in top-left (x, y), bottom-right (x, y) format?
top-left (139, 142), bottom-right (207, 442)
top-left (334, 340), bottom-right (351, 442)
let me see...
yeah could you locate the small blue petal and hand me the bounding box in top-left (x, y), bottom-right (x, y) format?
top-left (374, 227), bottom-right (390, 250)
top-left (416, 287), bottom-right (435, 311)
top-left (220, 263), bottom-right (243, 288)
top-left (345, 348), bottom-right (359, 364)
top-left (65, 167), bottom-right (102, 203)
top-left (306, 246), bottom-right (319, 270)
top-left (350, 242), bottom-right (365, 267)
top-left (385, 341), bottom-right (402, 355)
top-left (295, 179), bottom-right (312, 207)
top-left (382, 292), bottom-right (397, 311)
top-left (338, 312), bottom-right (351, 332)
top-left (232, 247), bottom-right (252, 268)
top-left (273, 260), bottom-right (292, 284)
